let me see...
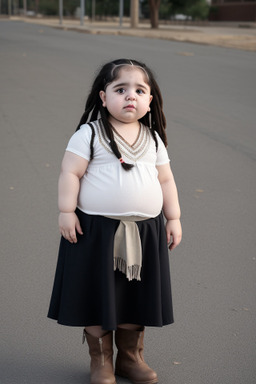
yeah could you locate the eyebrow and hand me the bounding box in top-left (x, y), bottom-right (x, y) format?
top-left (112, 82), bottom-right (149, 90)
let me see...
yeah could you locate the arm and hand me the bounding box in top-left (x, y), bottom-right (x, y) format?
top-left (157, 163), bottom-right (182, 251)
top-left (58, 151), bottom-right (89, 243)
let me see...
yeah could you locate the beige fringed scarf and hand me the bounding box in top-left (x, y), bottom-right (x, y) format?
top-left (105, 216), bottom-right (149, 281)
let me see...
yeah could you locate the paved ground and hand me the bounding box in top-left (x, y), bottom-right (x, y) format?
top-left (8, 16), bottom-right (256, 51)
top-left (1, 20), bottom-right (256, 384)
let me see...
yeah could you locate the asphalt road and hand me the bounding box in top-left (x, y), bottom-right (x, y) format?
top-left (1, 20), bottom-right (255, 384)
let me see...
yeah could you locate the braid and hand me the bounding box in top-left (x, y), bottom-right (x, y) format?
top-left (100, 106), bottom-right (134, 171)
top-left (140, 75), bottom-right (167, 148)
top-left (87, 123), bottom-right (95, 161)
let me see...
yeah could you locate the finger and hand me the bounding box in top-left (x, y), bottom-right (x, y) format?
top-left (62, 231), bottom-right (74, 243)
top-left (69, 231), bottom-right (77, 243)
top-left (169, 235), bottom-right (182, 251)
top-left (169, 242), bottom-right (175, 251)
top-left (75, 220), bottom-right (83, 235)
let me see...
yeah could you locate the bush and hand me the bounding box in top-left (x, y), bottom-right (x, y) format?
top-left (38, 0), bottom-right (79, 16)
top-left (186, 0), bottom-right (210, 20)
top-left (38, 0), bottom-right (58, 15)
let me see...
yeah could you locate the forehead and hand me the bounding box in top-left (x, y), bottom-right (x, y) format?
top-left (114, 66), bottom-right (149, 85)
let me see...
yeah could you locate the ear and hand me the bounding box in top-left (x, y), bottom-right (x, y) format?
top-left (99, 90), bottom-right (107, 107)
top-left (148, 95), bottom-right (153, 111)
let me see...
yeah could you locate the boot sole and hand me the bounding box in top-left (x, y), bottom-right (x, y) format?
top-left (115, 371), bottom-right (158, 384)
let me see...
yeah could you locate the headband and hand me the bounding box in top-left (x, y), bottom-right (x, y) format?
top-left (111, 62), bottom-right (149, 79)
top-left (104, 61), bottom-right (150, 90)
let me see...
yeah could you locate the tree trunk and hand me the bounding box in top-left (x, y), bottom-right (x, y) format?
top-left (148, 0), bottom-right (161, 29)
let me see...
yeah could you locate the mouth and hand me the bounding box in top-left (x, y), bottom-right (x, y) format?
top-left (124, 105), bottom-right (136, 109)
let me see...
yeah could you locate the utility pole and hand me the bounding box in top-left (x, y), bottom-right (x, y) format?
top-left (13, 0), bottom-right (17, 15)
top-left (92, 0), bottom-right (95, 22)
top-left (59, 0), bottom-right (63, 25)
top-left (8, 0), bottom-right (11, 16)
top-left (130, 0), bottom-right (139, 28)
top-left (80, 0), bottom-right (85, 26)
top-left (23, 0), bottom-right (27, 16)
top-left (119, 0), bottom-right (124, 27)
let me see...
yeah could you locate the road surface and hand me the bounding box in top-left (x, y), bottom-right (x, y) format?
top-left (1, 20), bottom-right (255, 384)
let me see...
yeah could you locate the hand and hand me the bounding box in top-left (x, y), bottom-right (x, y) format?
top-left (58, 212), bottom-right (83, 243)
top-left (166, 219), bottom-right (182, 251)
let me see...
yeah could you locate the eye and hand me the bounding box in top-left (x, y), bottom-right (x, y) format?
top-left (136, 89), bottom-right (145, 95)
top-left (116, 88), bottom-right (125, 94)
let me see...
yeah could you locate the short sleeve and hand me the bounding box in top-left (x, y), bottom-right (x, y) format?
top-left (66, 124), bottom-right (92, 161)
top-left (155, 132), bottom-right (170, 165)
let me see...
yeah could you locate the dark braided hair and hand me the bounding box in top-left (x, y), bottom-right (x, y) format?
top-left (76, 59), bottom-right (167, 171)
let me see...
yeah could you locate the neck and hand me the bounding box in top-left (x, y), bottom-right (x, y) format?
top-left (108, 119), bottom-right (141, 146)
top-left (108, 117), bottom-right (140, 132)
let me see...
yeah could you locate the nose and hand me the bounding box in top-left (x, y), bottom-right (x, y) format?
top-left (126, 91), bottom-right (136, 101)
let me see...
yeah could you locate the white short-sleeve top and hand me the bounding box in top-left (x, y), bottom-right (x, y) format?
top-left (66, 119), bottom-right (170, 218)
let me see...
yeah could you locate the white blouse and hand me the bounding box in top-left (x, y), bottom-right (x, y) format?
top-left (66, 119), bottom-right (170, 217)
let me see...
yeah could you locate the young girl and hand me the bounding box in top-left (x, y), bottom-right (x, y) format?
top-left (48, 58), bottom-right (182, 384)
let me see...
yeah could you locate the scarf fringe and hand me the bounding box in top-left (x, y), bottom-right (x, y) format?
top-left (114, 257), bottom-right (141, 281)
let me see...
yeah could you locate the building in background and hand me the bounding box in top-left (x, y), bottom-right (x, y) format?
top-left (209, 0), bottom-right (256, 21)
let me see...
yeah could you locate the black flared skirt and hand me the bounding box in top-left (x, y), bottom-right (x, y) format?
top-left (48, 209), bottom-right (174, 330)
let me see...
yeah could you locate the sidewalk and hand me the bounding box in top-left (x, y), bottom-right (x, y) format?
top-left (9, 16), bottom-right (256, 51)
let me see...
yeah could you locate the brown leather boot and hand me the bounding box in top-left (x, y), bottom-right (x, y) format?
top-left (115, 327), bottom-right (158, 384)
top-left (84, 330), bottom-right (116, 384)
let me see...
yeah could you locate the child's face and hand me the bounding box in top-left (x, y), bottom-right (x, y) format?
top-left (99, 67), bottom-right (153, 126)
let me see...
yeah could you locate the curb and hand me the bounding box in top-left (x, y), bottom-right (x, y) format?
top-left (7, 17), bottom-right (256, 52)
